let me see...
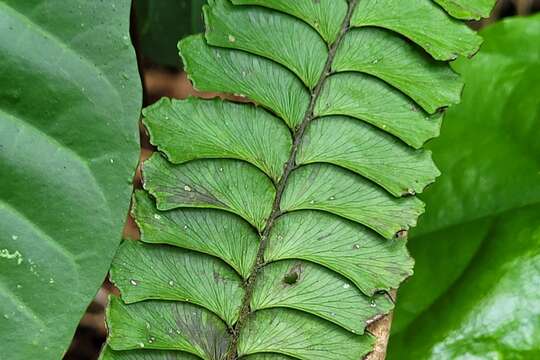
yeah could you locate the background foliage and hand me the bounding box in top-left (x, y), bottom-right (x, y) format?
top-left (135, 0), bottom-right (206, 68)
top-left (0, 1), bottom-right (141, 359)
top-left (388, 14), bottom-right (540, 359)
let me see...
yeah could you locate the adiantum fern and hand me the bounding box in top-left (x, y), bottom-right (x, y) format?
top-left (100, 0), bottom-right (494, 359)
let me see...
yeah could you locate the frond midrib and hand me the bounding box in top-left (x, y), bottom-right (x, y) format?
top-left (224, 1), bottom-right (361, 359)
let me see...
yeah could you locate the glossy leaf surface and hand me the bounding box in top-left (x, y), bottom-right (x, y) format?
top-left (0, 1), bottom-right (141, 359)
top-left (389, 15), bottom-right (540, 359)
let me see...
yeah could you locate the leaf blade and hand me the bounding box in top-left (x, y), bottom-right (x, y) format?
top-left (143, 155), bottom-right (275, 231)
top-left (238, 309), bottom-right (375, 360)
top-left (143, 97), bottom-right (291, 182)
top-left (351, 0), bottom-right (482, 60)
top-left (389, 14), bottom-right (540, 359)
top-left (111, 241), bottom-right (244, 326)
top-left (0, 1), bottom-right (141, 358)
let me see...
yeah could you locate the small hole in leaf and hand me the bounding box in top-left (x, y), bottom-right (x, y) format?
top-left (395, 230), bottom-right (408, 239)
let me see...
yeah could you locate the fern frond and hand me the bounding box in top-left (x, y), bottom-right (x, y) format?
top-left (102, 0), bottom-right (493, 359)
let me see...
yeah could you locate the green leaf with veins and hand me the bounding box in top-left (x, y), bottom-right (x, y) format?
top-left (434, 0), bottom-right (497, 20)
top-left (389, 14), bottom-right (540, 359)
top-left (132, 191), bottom-right (259, 279)
top-left (102, 0), bottom-right (494, 359)
top-left (231, 0), bottom-right (348, 44)
top-left (100, 347), bottom-right (199, 360)
top-left (351, 0), bottom-right (482, 60)
top-left (143, 98), bottom-right (291, 183)
top-left (0, 1), bottom-right (141, 359)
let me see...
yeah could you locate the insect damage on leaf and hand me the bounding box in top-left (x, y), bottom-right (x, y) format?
top-left (101, 0), bottom-right (494, 359)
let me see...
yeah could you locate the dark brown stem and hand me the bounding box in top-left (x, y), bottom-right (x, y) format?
top-left (225, 1), bottom-right (359, 359)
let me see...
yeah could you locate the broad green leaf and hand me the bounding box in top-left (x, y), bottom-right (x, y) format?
top-left (410, 16), bottom-right (540, 238)
top-left (391, 219), bottom-right (490, 335)
top-left (136, 0), bottom-right (205, 67)
top-left (103, 1), bottom-right (493, 359)
top-left (0, 1), bottom-right (141, 359)
top-left (389, 15), bottom-right (540, 359)
top-left (390, 207), bottom-right (540, 359)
